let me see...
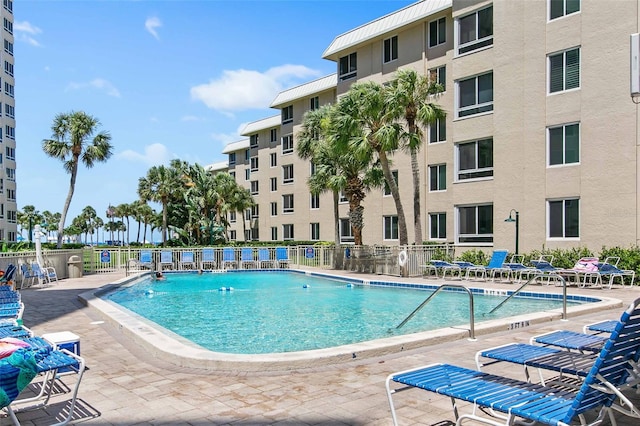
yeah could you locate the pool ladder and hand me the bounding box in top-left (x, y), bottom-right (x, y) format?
top-left (395, 284), bottom-right (476, 340)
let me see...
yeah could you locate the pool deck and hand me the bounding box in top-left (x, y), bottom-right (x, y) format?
top-left (10, 268), bottom-right (640, 425)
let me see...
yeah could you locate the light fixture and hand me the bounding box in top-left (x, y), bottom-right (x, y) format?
top-left (504, 209), bottom-right (519, 254)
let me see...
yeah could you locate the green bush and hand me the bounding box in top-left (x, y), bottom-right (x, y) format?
top-left (457, 249), bottom-right (489, 266)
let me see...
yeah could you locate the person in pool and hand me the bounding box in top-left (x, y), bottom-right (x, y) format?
top-left (154, 271), bottom-right (166, 281)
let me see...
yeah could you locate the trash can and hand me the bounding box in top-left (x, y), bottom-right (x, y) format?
top-left (68, 255), bottom-right (83, 279)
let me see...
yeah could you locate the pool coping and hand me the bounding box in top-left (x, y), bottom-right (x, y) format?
top-left (78, 269), bottom-right (623, 372)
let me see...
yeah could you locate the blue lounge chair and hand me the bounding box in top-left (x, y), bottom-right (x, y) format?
top-left (140, 250), bottom-right (153, 268)
top-left (275, 247), bottom-right (290, 268)
top-left (179, 251), bottom-right (196, 270)
top-left (258, 248), bottom-right (273, 269)
top-left (30, 263), bottom-right (57, 286)
top-left (596, 257), bottom-right (635, 289)
top-left (468, 250), bottom-right (511, 282)
top-left (159, 250), bottom-right (174, 271)
top-left (200, 248), bottom-right (216, 270)
top-left (426, 260), bottom-right (462, 280)
top-left (18, 264), bottom-right (37, 289)
top-left (0, 264), bottom-right (17, 287)
top-left (583, 319), bottom-right (618, 335)
top-left (452, 260), bottom-right (487, 280)
top-left (240, 248), bottom-right (256, 269)
top-left (222, 248), bottom-right (237, 270)
top-left (387, 296), bottom-right (640, 426)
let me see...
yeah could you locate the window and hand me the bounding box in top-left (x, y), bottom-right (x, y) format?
top-left (3, 39), bottom-right (12, 55)
top-left (457, 204), bottom-right (493, 243)
top-left (4, 125), bottom-right (13, 139)
top-left (3, 18), bottom-right (12, 34)
top-left (456, 138), bottom-right (493, 180)
top-left (310, 162), bottom-right (316, 176)
top-left (549, 0), bottom-right (580, 20)
top-left (250, 134), bottom-right (259, 148)
top-left (311, 193), bottom-right (320, 209)
top-left (339, 191), bottom-right (348, 203)
top-left (282, 135), bottom-right (293, 154)
top-left (549, 198), bottom-right (579, 238)
top-left (383, 216), bottom-right (399, 240)
top-left (5, 167), bottom-right (14, 181)
top-left (429, 17), bottom-right (446, 47)
top-left (245, 208), bottom-right (252, 221)
top-left (310, 223), bottom-right (320, 241)
top-left (283, 164), bottom-right (294, 184)
top-left (229, 152), bottom-right (236, 165)
top-left (229, 211), bottom-right (236, 223)
top-left (339, 52), bottom-right (357, 81)
top-left (7, 209), bottom-right (15, 223)
top-left (250, 180), bottom-right (258, 195)
top-left (457, 72), bottom-right (493, 118)
top-left (6, 188), bottom-right (14, 201)
top-left (250, 156), bottom-right (258, 172)
top-left (3, 0), bottom-right (12, 13)
top-left (283, 194), bottom-right (294, 213)
top-left (5, 146), bottom-right (14, 160)
top-left (283, 224), bottom-right (294, 240)
top-left (282, 105), bottom-right (293, 124)
top-left (251, 205), bottom-right (259, 219)
top-left (229, 171), bottom-right (236, 179)
top-left (429, 164), bottom-right (446, 191)
top-left (383, 170), bottom-right (399, 196)
top-left (271, 227), bottom-right (278, 241)
top-left (245, 168), bottom-right (250, 181)
top-left (383, 35), bottom-right (398, 63)
top-left (270, 177), bottom-right (277, 192)
top-left (310, 96), bottom-right (319, 111)
top-left (229, 230), bottom-right (237, 241)
top-left (549, 48), bottom-right (580, 93)
top-left (429, 65), bottom-right (446, 90)
top-left (4, 61), bottom-right (12, 77)
top-left (4, 82), bottom-right (13, 97)
top-left (4, 103), bottom-right (13, 118)
top-left (270, 129), bottom-right (277, 142)
top-left (340, 218), bottom-right (354, 243)
top-left (270, 202), bottom-right (278, 216)
top-left (429, 118), bottom-right (446, 143)
top-left (457, 5), bottom-right (493, 55)
top-left (548, 123), bottom-right (579, 166)
top-left (250, 227), bottom-right (259, 241)
top-left (270, 152), bottom-right (277, 167)
top-left (430, 213), bottom-right (447, 240)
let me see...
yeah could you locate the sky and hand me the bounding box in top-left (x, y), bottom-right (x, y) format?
top-left (15, 0), bottom-right (416, 240)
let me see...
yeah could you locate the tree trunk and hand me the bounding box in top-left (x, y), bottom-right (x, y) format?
top-left (410, 148), bottom-right (423, 244)
top-left (57, 161), bottom-right (79, 248)
top-left (378, 150), bottom-right (408, 245)
top-left (161, 198), bottom-right (168, 246)
top-left (332, 190), bottom-right (343, 269)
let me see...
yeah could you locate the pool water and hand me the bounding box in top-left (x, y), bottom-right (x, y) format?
top-left (106, 271), bottom-right (578, 354)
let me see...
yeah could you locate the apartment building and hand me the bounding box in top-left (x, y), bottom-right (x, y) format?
top-left (223, 0), bottom-right (640, 253)
top-left (1, 0), bottom-right (16, 242)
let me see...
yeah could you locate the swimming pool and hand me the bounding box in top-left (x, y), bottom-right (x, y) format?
top-left (105, 270), bottom-right (587, 354)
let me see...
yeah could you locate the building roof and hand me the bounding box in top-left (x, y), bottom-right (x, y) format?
top-left (221, 139), bottom-right (250, 154)
top-left (240, 115), bottom-right (281, 136)
top-left (205, 161), bottom-right (229, 172)
top-left (322, 0), bottom-right (451, 60)
top-left (270, 74), bottom-right (337, 108)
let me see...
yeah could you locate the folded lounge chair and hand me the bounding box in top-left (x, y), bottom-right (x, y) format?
top-left (159, 250), bottom-right (174, 271)
top-left (200, 248), bottom-right (217, 270)
top-left (386, 296), bottom-right (640, 426)
top-left (179, 251), bottom-right (196, 270)
top-left (258, 248), bottom-right (274, 269)
top-left (275, 247), bottom-right (290, 268)
top-left (222, 248), bottom-right (237, 270)
top-left (240, 248), bottom-right (256, 269)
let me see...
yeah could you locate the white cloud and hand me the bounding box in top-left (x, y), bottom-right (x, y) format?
top-left (210, 122), bottom-right (249, 145)
top-left (66, 78), bottom-right (121, 98)
top-left (116, 143), bottom-right (172, 166)
top-left (190, 64), bottom-right (322, 111)
top-left (145, 16), bottom-right (162, 40)
top-left (14, 20), bottom-right (42, 47)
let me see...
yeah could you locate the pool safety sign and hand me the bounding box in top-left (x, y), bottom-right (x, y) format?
top-left (100, 250), bottom-right (111, 263)
top-left (305, 247), bottom-right (315, 259)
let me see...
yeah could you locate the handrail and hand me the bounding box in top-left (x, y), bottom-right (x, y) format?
top-left (396, 284), bottom-right (476, 340)
top-left (488, 273), bottom-right (567, 320)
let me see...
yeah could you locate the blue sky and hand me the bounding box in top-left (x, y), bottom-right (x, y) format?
top-left (15, 0), bottom-right (414, 238)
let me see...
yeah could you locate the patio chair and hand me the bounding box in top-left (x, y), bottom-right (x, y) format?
top-left (222, 247), bottom-right (237, 270)
top-left (504, 254), bottom-right (537, 282)
top-left (556, 257), bottom-right (601, 287)
top-left (275, 247), bottom-right (290, 268)
top-left (596, 257), bottom-right (635, 289)
top-left (17, 264), bottom-right (37, 290)
top-left (258, 248), bottom-right (274, 269)
top-left (159, 250), bottom-right (174, 271)
top-left (200, 248), bottom-right (217, 270)
top-left (30, 263), bottom-right (57, 286)
top-left (139, 250), bottom-right (153, 269)
top-left (425, 260), bottom-right (462, 280)
top-left (452, 261), bottom-right (487, 280)
top-left (0, 264), bottom-right (17, 288)
top-left (179, 251), bottom-right (196, 270)
top-left (467, 250), bottom-right (511, 282)
top-left (240, 248), bottom-right (256, 269)
top-left (386, 296), bottom-right (640, 426)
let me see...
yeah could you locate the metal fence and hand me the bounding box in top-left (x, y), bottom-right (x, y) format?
top-left (85, 244), bottom-right (455, 278)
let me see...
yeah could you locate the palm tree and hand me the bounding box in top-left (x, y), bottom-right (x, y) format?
top-left (385, 69), bottom-right (446, 244)
top-left (116, 203), bottom-right (135, 245)
top-left (138, 203), bottom-right (155, 244)
top-left (138, 165), bottom-right (181, 246)
top-left (80, 205), bottom-right (98, 245)
top-left (42, 111), bottom-right (113, 248)
top-left (334, 81), bottom-right (409, 245)
top-left (42, 210), bottom-right (60, 243)
top-left (17, 205), bottom-right (42, 243)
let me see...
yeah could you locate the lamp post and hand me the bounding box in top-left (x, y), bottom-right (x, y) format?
top-left (504, 209), bottom-right (519, 254)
